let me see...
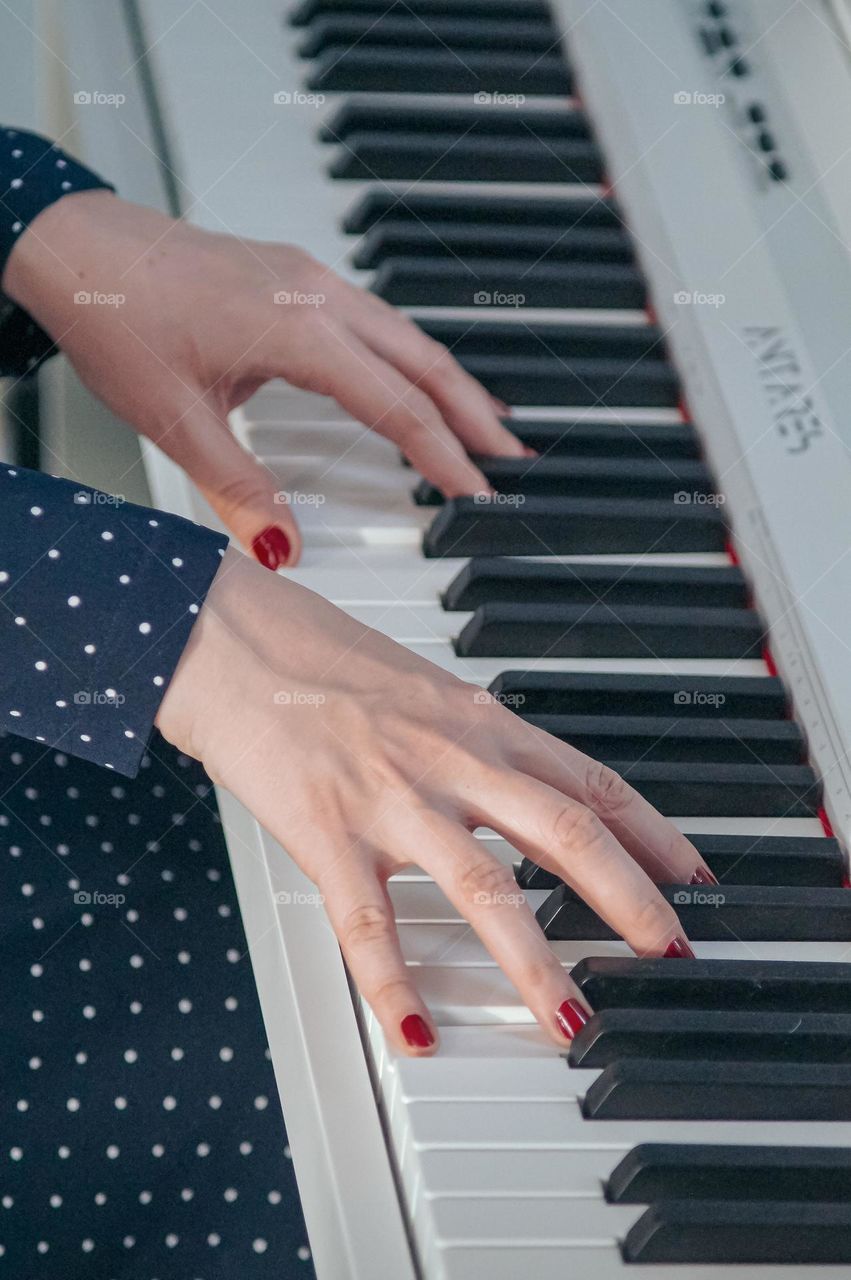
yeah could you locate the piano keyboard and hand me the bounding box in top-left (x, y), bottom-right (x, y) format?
top-left (89, 0), bottom-right (851, 1274)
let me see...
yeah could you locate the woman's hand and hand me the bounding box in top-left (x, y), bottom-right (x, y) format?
top-left (156, 547), bottom-right (710, 1056)
top-left (3, 190), bottom-right (520, 567)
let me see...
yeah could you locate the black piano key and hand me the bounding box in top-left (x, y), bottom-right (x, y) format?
top-left (608, 1143), bottom-right (851, 1204)
top-left (568, 1008), bottom-right (851, 1068)
top-left (487, 672), bottom-right (787, 719)
top-left (517, 834), bottom-right (844, 890)
top-left (455, 603), bottom-right (763, 660)
top-left (542, 881), bottom-right (840, 943)
top-left (352, 222), bottom-right (633, 268)
top-left (323, 101), bottom-right (591, 143)
top-left (443, 560), bottom-right (747, 610)
top-left (418, 317), bottom-right (667, 362)
top-left (343, 190), bottom-right (622, 234)
top-left (518, 714), bottom-right (800, 763)
top-left (622, 1200), bottom-right (851, 1265)
top-left (373, 260), bottom-right (645, 312)
top-left (417, 457), bottom-right (710, 505)
top-left (453, 354), bottom-right (673, 404)
top-left (609, 759), bottom-right (818, 816)
top-left (331, 134), bottom-right (604, 183)
top-left (306, 47), bottom-right (572, 95)
top-left (423, 497), bottom-right (726, 557)
top-left (299, 15), bottom-right (557, 58)
top-left (507, 418), bottom-right (700, 458)
top-left (583, 1059), bottom-right (851, 1121)
top-left (691, 832), bottom-right (844, 884)
top-left (571, 957), bottom-right (851, 1013)
top-left (291, 0), bottom-right (553, 24)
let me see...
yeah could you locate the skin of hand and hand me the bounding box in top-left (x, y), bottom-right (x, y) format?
top-left (2, 189), bottom-right (520, 568)
top-left (155, 547), bottom-right (711, 1056)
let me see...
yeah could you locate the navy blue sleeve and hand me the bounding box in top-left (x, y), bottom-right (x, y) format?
top-left (0, 465), bottom-right (228, 776)
top-left (0, 126), bottom-right (115, 377)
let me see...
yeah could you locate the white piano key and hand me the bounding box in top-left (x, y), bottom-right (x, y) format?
top-left (404, 1099), bottom-right (851, 1152)
top-left (400, 646), bottom-right (770, 681)
top-left (434, 1246), bottom-right (847, 1280)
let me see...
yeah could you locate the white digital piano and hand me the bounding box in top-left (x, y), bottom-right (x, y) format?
top-left (59, 1), bottom-right (851, 1275)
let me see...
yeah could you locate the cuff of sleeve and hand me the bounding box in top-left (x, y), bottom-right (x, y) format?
top-left (0, 127), bottom-right (115, 378)
top-left (67, 503), bottom-right (228, 778)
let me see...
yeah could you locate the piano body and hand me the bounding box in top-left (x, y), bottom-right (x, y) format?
top-left (58, 0), bottom-right (851, 1274)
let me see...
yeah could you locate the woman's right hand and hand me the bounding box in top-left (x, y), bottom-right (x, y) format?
top-left (157, 547), bottom-right (709, 1055)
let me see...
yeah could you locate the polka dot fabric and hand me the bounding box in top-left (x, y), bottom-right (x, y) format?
top-left (0, 127), bottom-right (115, 378)
top-left (0, 729), bottom-right (314, 1277)
top-left (0, 466), bottom-right (228, 777)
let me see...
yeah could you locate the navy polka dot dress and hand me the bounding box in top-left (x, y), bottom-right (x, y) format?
top-left (0, 476), bottom-right (316, 1274)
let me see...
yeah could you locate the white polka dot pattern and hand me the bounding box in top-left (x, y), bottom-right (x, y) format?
top-left (0, 733), bottom-right (313, 1275)
top-left (0, 466), bottom-right (227, 776)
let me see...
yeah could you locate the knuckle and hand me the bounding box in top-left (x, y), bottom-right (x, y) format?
top-left (517, 953), bottom-right (561, 993)
top-left (630, 895), bottom-right (677, 946)
top-left (369, 975), bottom-right (414, 1009)
top-left (551, 803), bottom-right (608, 853)
top-left (455, 856), bottom-right (517, 908)
top-left (583, 761), bottom-right (633, 814)
top-left (340, 903), bottom-right (394, 951)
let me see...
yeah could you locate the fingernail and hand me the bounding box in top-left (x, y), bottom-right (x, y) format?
top-left (555, 998), bottom-right (589, 1040)
top-left (491, 396), bottom-right (511, 416)
top-left (521, 444), bottom-right (539, 458)
top-left (401, 1014), bottom-right (434, 1048)
top-left (690, 867), bottom-right (719, 885)
top-left (252, 526), bottom-right (290, 570)
top-left (664, 937), bottom-right (696, 959)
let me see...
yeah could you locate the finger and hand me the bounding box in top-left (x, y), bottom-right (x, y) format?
top-left (152, 400), bottom-right (303, 568)
top-left (475, 771), bottom-right (693, 958)
top-left (302, 324), bottom-right (492, 496)
top-left (399, 812), bottom-right (591, 1047)
top-left (321, 858), bottom-right (438, 1056)
top-left (345, 290), bottom-right (525, 460)
top-left (507, 719), bottom-right (714, 885)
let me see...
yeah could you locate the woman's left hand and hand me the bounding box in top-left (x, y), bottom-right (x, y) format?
top-left (3, 189), bottom-right (521, 567)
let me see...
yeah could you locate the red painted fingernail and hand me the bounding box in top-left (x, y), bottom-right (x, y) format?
top-left (690, 867), bottom-right (719, 885)
top-left (252, 526), bottom-right (291, 570)
top-left (555, 998), bottom-right (589, 1040)
top-left (401, 1014), bottom-right (434, 1049)
top-left (664, 937), bottom-right (696, 959)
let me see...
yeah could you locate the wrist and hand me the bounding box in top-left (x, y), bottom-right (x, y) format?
top-left (4, 189), bottom-right (122, 331)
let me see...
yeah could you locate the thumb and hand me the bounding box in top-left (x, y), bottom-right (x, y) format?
top-left (153, 404), bottom-right (302, 568)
